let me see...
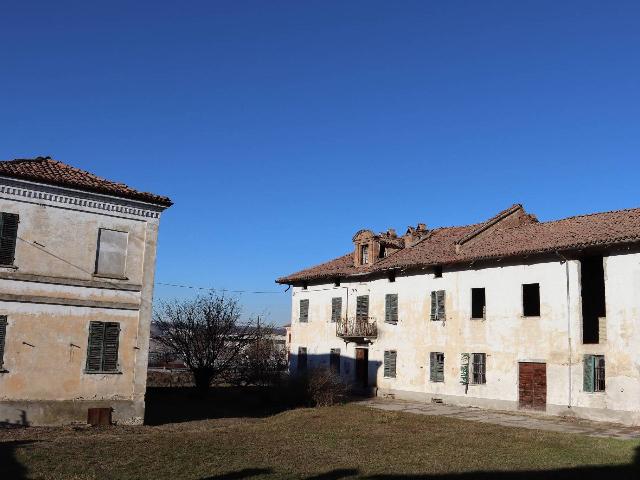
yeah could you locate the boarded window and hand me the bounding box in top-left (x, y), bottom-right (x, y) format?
top-left (471, 288), bottom-right (486, 319)
top-left (430, 352), bottom-right (444, 382)
top-left (95, 229), bottom-right (128, 278)
top-left (385, 294), bottom-right (398, 324)
top-left (0, 315), bottom-right (7, 369)
top-left (0, 213), bottom-right (19, 266)
top-left (383, 350), bottom-right (397, 378)
top-left (583, 354), bottom-right (605, 392)
top-left (331, 297), bottom-right (342, 323)
top-left (330, 348), bottom-right (340, 374)
top-left (522, 283), bottom-right (540, 317)
top-left (430, 290), bottom-right (446, 321)
top-left (85, 321), bottom-right (120, 373)
top-left (297, 347), bottom-right (308, 373)
top-left (471, 353), bottom-right (486, 384)
top-left (299, 299), bottom-right (309, 323)
top-left (356, 295), bottom-right (369, 322)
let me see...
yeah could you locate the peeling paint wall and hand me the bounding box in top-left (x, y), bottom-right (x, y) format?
top-left (289, 254), bottom-right (640, 425)
top-left (0, 178), bottom-right (165, 425)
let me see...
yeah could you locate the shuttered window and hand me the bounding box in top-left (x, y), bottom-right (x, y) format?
top-left (85, 321), bottom-right (120, 373)
top-left (385, 294), bottom-right (398, 324)
top-left (0, 316), bottom-right (7, 370)
top-left (430, 290), bottom-right (446, 321)
top-left (383, 350), bottom-right (397, 378)
top-left (356, 295), bottom-right (369, 322)
top-left (299, 299), bottom-right (309, 323)
top-left (330, 348), bottom-right (340, 374)
top-left (430, 352), bottom-right (444, 382)
top-left (297, 347), bottom-right (308, 373)
top-left (331, 297), bottom-right (342, 323)
top-left (584, 354), bottom-right (605, 392)
top-left (471, 353), bottom-right (486, 384)
top-left (0, 213), bottom-right (19, 266)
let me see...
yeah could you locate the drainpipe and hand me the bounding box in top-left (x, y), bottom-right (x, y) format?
top-left (556, 251), bottom-right (573, 409)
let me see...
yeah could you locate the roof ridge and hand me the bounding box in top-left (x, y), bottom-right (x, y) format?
top-left (539, 206), bottom-right (640, 224)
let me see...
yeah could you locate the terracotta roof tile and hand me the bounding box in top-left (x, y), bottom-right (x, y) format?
top-left (0, 157), bottom-right (172, 206)
top-left (276, 205), bottom-right (640, 284)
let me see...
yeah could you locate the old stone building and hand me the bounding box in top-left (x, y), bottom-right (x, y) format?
top-left (0, 157), bottom-right (171, 425)
top-left (277, 204), bottom-right (640, 425)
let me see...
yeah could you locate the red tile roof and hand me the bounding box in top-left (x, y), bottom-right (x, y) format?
top-left (276, 205), bottom-right (640, 284)
top-left (0, 157), bottom-right (172, 207)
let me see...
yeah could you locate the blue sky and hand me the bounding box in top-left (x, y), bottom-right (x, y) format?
top-left (1, 1), bottom-right (639, 324)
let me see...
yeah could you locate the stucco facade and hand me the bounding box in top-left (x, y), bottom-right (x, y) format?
top-left (0, 167), bottom-right (170, 425)
top-left (280, 205), bottom-right (640, 425)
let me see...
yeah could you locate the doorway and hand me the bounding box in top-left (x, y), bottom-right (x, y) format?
top-left (355, 348), bottom-right (368, 387)
top-left (518, 362), bottom-right (547, 410)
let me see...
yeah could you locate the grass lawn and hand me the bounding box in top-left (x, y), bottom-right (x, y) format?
top-left (1, 392), bottom-right (639, 479)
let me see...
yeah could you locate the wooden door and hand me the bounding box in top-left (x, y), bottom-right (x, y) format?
top-left (519, 362), bottom-right (546, 410)
top-left (355, 348), bottom-right (368, 387)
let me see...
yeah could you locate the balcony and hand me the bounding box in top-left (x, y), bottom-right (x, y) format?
top-left (336, 316), bottom-right (377, 343)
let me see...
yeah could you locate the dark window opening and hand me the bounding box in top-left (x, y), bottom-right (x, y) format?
top-left (379, 245), bottom-right (386, 259)
top-left (330, 348), bottom-right (340, 374)
top-left (522, 283), bottom-right (540, 317)
top-left (471, 288), bottom-right (486, 319)
top-left (580, 256), bottom-right (606, 344)
top-left (334, 279), bottom-right (341, 287)
top-left (388, 272), bottom-right (396, 283)
top-left (297, 347), bottom-right (308, 374)
top-left (434, 265), bottom-right (443, 278)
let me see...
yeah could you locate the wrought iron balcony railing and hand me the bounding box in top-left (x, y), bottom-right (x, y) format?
top-left (336, 316), bottom-right (377, 341)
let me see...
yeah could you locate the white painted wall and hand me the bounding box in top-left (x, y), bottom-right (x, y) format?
top-left (288, 253), bottom-right (640, 425)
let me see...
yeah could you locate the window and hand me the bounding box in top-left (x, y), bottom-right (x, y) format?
top-left (299, 299), bottom-right (309, 323)
top-left (430, 352), bottom-right (444, 382)
top-left (471, 353), bottom-right (486, 384)
top-left (85, 321), bottom-right (120, 373)
top-left (0, 315), bottom-right (7, 370)
top-left (0, 213), bottom-right (19, 266)
top-left (383, 350), bottom-right (397, 378)
top-left (379, 244), bottom-right (386, 259)
top-left (385, 294), bottom-right (398, 324)
top-left (522, 283), bottom-right (540, 317)
top-left (356, 295), bottom-right (369, 322)
top-left (334, 279), bottom-right (341, 287)
top-left (95, 229), bottom-right (128, 278)
top-left (430, 290), bottom-right (446, 321)
top-left (471, 288), bottom-right (486, 319)
top-left (297, 347), bottom-right (308, 373)
top-left (584, 355), bottom-right (605, 392)
top-left (361, 244), bottom-right (369, 265)
top-left (434, 265), bottom-right (443, 278)
top-left (330, 348), bottom-right (340, 374)
top-left (331, 297), bottom-right (342, 323)
top-left (580, 256), bottom-right (606, 344)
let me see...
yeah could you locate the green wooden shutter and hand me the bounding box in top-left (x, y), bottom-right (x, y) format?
top-left (437, 291), bottom-right (446, 320)
top-left (583, 355), bottom-right (595, 392)
top-left (356, 295), bottom-right (369, 321)
top-left (102, 322), bottom-right (120, 372)
top-left (331, 297), bottom-right (342, 323)
top-left (430, 291), bottom-right (437, 320)
top-left (385, 294), bottom-right (398, 324)
top-left (0, 316), bottom-right (7, 369)
top-left (429, 352), bottom-right (437, 382)
top-left (383, 351), bottom-right (390, 377)
top-left (299, 299), bottom-right (309, 322)
top-left (86, 322), bottom-right (105, 372)
top-left (389, 351), bottom-right (397, 378)
top-left (0, 213), bottom-right (19, 266)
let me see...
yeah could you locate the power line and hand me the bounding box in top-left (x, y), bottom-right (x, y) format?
top-left (156, 281), bottom-right (283, 294)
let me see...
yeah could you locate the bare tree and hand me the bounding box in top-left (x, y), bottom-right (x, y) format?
top-left (152, 293), bottom-right (255, 396)
top-left (228, 318), bottom-right (288, 386)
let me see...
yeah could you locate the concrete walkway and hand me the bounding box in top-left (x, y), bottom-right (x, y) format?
top-left (358, 398), bottom-right (640, 440)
